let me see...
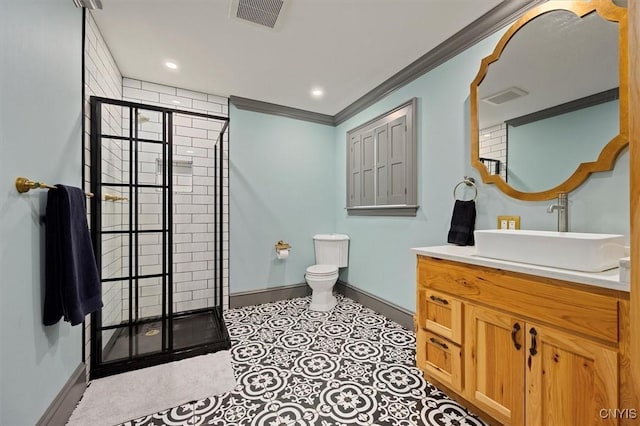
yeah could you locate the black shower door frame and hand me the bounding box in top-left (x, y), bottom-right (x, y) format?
top-left (89, 96), bottom-right (229, 379)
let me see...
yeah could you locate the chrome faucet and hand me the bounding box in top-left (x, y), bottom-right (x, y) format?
top-left (547, 192), bottom-right (568, 232)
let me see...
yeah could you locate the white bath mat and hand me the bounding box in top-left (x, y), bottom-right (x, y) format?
top-left (67, 351), bottom-right (236, 426)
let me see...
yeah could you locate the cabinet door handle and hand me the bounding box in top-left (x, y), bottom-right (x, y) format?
top-left (429, 295), bottom-right (449, 305)
top-left (511, 323), bottom-right (522, 350)
top-left (529, 327), bottom-right (538, 356)
top-left (429, 337), bottom-right (449, 350)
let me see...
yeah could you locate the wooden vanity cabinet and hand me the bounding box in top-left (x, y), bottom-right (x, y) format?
top-left (416, 255), bottom-right (628, 426)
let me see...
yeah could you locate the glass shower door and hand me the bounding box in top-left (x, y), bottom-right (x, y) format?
top-left (90, 99), bottom-right (173, 376)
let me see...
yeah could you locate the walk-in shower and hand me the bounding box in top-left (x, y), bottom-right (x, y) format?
top-left (89, 96), bottom-right (230, 379)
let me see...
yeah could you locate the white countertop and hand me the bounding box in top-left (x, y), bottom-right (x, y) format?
top-left (411, 245), bottom-right (629, 292)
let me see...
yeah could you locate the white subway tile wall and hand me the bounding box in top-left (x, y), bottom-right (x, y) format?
top-left (84, 12), bottom-right (124, 378)
top-left (122, 78), bottom-right (229, 316)
top-left (478, 123), bottom-right (507, 180)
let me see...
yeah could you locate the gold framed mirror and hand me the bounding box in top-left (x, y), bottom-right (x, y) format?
top-left (470, 0), bottom-right (628, 201)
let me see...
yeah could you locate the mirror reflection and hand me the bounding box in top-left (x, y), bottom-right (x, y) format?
top-left (477, 10), bottom-right (619, 193)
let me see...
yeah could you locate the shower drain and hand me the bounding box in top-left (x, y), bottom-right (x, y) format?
top-left (144, 329), bottom-right (160, 337)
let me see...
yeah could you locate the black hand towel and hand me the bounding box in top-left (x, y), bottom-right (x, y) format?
top-left (44, 185), bottom-right (102, 326)
top-left (447, 200), bottom-right (477, 246)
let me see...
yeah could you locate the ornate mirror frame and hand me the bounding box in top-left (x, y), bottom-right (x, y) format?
top-left (470, 0), bottom-right (628, 201)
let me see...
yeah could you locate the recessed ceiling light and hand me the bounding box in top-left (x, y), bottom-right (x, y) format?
top-left (172, 100), bottom-right (181, 105)
top-left (165, 61), bottom-right (178, 70)
top-left (311, 88), bottom-right (324, 98)
top-left (186, 150), bottom-right (194, 154)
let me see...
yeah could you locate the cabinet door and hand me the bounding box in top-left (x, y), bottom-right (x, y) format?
top-left (375, 124), bottom-right (388, 205)
top-left (525, 323), bottom-right (619, 426)
top-left (465, 304), bottom-right (525, 425)
top-left (361, 129), bottom-right (375, 206)
top-left (388, 115), bottom-right (407, 205)
top-left (348, 133), bottom-right (361, 207)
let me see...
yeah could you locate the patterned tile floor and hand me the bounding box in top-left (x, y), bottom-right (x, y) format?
top-left (121, 295), bottom-right (486, 426)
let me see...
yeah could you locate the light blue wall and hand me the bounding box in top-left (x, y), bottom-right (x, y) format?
top-left (228, 16), bottom-right (629, 314)
top-left (229, 106), bottom-right (336, 293)
top-left (0, 1), bottom-right (83, 424)
top-left (334, 34), bottom-right (500, 312)
top-left (335, 32), bottom-right (629, 312)
top-left (507, 100), bottom-right (619, 192)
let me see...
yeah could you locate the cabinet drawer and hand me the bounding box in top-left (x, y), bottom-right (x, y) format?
top-left (418, 289), bottom-right (463, 344)
top-left (417, 329), bottom-right (463, 393)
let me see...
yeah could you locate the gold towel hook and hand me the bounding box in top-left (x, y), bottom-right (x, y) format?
top-left (104, 194), bottom-right (129, 202)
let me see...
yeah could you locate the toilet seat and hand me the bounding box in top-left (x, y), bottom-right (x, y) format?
top-left (306, 264), bottom-right (338, 276)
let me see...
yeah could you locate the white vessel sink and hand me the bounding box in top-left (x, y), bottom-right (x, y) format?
top-left (474, 230), bottom-right (625, 272)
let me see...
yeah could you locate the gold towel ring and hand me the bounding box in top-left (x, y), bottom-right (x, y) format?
top-left (453, 177), bottom-right (477, 201)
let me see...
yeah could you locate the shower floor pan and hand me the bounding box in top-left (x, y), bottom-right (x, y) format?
top-left (102, 310), bottom-right (228, 363)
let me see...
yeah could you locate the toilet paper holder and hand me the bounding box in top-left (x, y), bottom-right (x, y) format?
top-left (275, 240), bottom-right (291, 252)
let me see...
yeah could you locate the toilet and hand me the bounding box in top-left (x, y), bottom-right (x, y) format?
top-left (305, 234), bottom-right (349, 311)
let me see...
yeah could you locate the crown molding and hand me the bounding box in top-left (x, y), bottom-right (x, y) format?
top-left (230, 95), bottom-right (335, 126)
top-left (505, 88), bottom-right (619, 128)
top-left (230, 0), bottom-right (546, 127)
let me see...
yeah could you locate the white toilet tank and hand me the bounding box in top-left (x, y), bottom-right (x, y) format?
top-left (313, 234), bottom-right (349, 267)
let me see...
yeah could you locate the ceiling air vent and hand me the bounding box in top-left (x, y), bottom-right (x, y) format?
top-left (231, 0), bottom-right (285, 29)
top-left (481, 87), bottom-right (529, 105)
top-left (72, 0), bottom-right (102, 9)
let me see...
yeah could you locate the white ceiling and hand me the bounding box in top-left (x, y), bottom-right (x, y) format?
top-left (91, 0), bottom-right (503, 115)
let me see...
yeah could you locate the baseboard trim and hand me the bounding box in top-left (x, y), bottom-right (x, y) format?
top-left (230, 283), bottom-right (311, 308)
top-left (229, 281), bottom-right (414, 330)
top-left (335, 281), bottom-right (415, 330)
top-left (37, 363), bottom-right (86, 426)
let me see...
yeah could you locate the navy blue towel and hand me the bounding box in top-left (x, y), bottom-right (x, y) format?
top-left (44, 185), bottom-right (102, 326)
top-left (447, 200), bottom-right (476, 246)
